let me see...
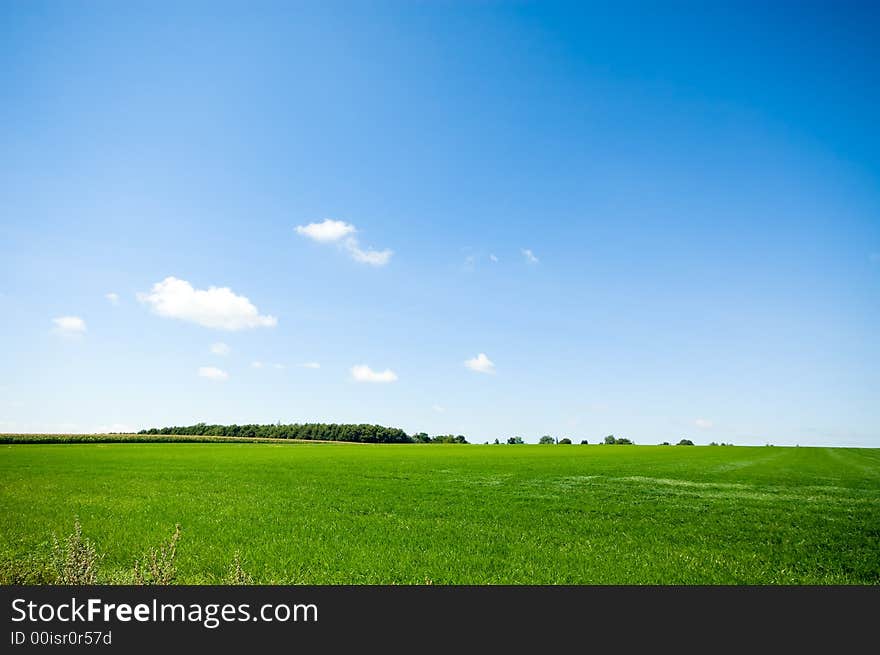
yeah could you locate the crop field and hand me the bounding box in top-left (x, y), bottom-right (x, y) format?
top-left (1, 441), bottom-right (878, 584)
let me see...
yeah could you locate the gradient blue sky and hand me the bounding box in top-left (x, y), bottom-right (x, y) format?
top-left (2, 1), bottom-right (878, 445)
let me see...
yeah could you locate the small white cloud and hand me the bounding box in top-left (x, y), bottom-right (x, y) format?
top-left (199, 366), bottom-right (229, 381)
top-left (345, 239), bottom-right (393, 267)
top-left (432, 404), bottom-right (445, 413)
top-left (251, 361), bottom-right (264, 368)
top-left (295, 219), bottom-right (356, 243)
top-left (295, 219), bottom-right (392, 266)
top-left (138, 277), bottom-right (277, 331)
top-left (273, 363), bottom-right (285, 369)
top-left (105, 292), bottom-right (119, 305)
top-left (351, 364), bottom-right (398, 383)
top-left (210, 342), bottom-right (231, 356)
top-left (695, 418), bottom-right (714, 429)
top-left (52, 316), bottom-right (86, 336)
top-left (300, 362), bottom-right (321, 369)
top-left (521, 248), bottom-right (539, 264)
top-left (465, 353), bottom-right (495, 374)
top-left (489, 254), bottom-right (499, 262)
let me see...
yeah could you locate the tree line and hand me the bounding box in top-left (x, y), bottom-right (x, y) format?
top-left (138, 423), bottom-right (466, 444)
top-left (136, 424), bottom-right (728, 446)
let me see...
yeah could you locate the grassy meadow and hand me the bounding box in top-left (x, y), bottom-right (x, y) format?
top-left (1, 440), bottom-right (878, 584)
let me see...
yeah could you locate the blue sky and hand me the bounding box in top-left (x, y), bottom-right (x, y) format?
top-left (1, 1), bottom-right (878, 446)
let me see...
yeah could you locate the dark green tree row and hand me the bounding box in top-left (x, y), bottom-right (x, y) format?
top-left (135, 425), bottom-right (723, 446)
top-left (138, 423), bottom-right (471, 444)
top-left (139, 423), bottom-right (414, 443)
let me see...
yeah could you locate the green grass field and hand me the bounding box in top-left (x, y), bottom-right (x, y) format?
top-left (1, 441), bottom-right (878, 584)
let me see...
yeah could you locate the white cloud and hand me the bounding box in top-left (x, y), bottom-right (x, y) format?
top-left (521, 248), bottom-right (539, 264)
top-left (432, 404), bottom-right (445, 413)
top-left (198, 366), bottom-right (229, 381)
top-left (351, 364), bottom-right (398, 383)
top-left (300, 362), bottom-right (321, 369)
top-left (464, 353), bottom-right (495, 374)
top-left (489, 254), bottom-right (499, 262)
top-left (137, 277), bottom-right (277, 331)
top-left (52, 316), bottom-right (86, 336)
top-left (251, 361), bottom-right (264, 368)
top-left (210, 342), bottom-right (231, 356)
top-left (295, 219), bottom-right (392, 266)
top-left (273, 363), bottom-right (285, 369)
top-left (105, 292), bottom-right (119, 305)
top-left (695, 418), bottom-right (714, 429)
top-left (346, 240), bottom-right (393, 266)
top-left (295, 219), bottom-right (356, 243)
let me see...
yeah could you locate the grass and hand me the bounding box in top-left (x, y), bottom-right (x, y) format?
top-left (1, 441), bottom-right (878, 584)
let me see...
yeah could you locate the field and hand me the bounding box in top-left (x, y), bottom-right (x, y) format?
top-left (1, 441), bottom-right (878, 584)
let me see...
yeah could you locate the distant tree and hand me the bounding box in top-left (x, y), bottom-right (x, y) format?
top-left (709, 442), bottom-right (719, 446)
top-left (558, 438), bottom-right (572, 445)
top-left (493, 438), bottom-right (500, 445)
top-left (507, 436), bottom-right (524, 445)
top-left (677, 439), bottom-right (694, 446)
top-left (580, 439), bottom-right (589, 445)
top-left (660, 441), bottom-right (670, 446)
top-left (539, 435), bottom-right (555, 445)
top-left (429, 434), bottom-right (469, 444)
top-left (604, 435), bottom-right (616, 445)
top-left (615, 437), bottom-right (634, 445)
